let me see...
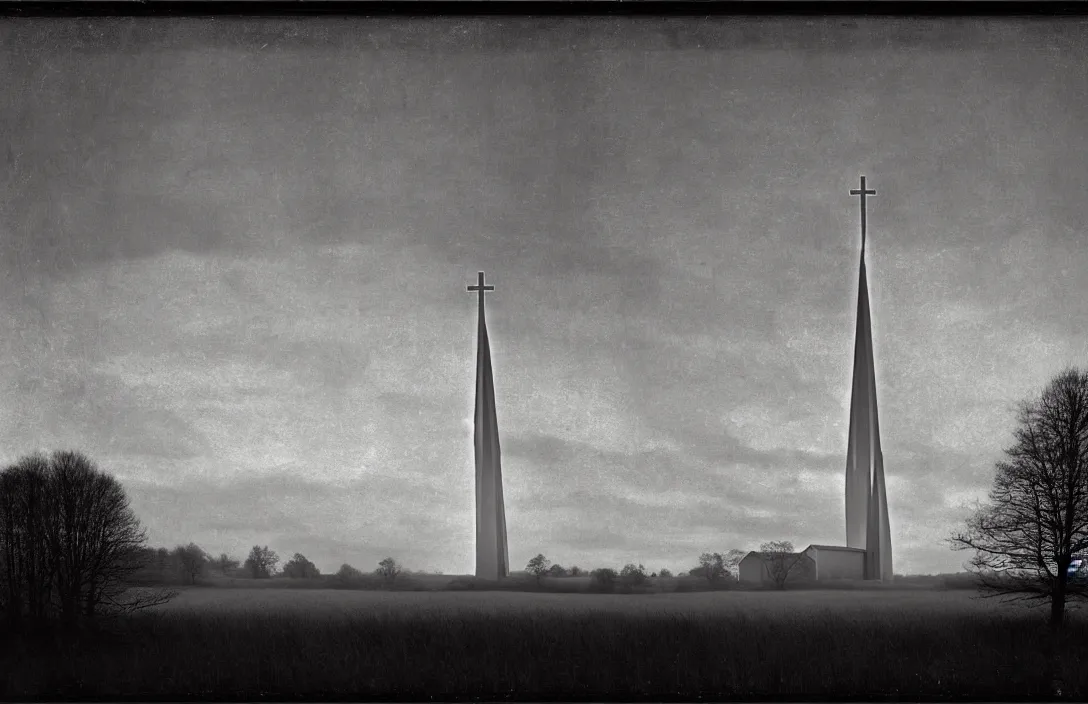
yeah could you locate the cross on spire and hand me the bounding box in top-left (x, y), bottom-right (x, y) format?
top-left (849, 175), bottom-right (877, 255)
top-left (467, 271), bottom-right (494, 309)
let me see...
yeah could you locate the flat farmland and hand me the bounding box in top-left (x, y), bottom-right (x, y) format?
top-left (4, 586), bottom-right (1086, 700)
top-left (156, 584), bottom-right (1009, 617)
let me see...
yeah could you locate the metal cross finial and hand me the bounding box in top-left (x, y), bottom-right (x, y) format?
top-left (467, 271), bottom-right (494, 309)
top-left (849, 175), bottom-right (877, 255)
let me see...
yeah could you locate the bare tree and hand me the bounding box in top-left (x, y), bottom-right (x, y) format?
top-left (244, 545), bottom-right (279, 579)
top-left (525, 553), bottom-right (550, 586)
top-left (129, 546), bottom-right (178, 585)
top-left (0, 454), bottom-right (52, 626)
top-left (174, 543), bottom-right (210, 585)
top-left (759, 541), bottom-right (808, 589)
top-left (950, 368), bottom-right (1088, 630)
top-left (376, 557), bottom-right (401, 587)
top-left (48, 452), bottom-right (173, 622)
top-left (88, 546), bottom-right (177, 618)
top-left (0, 451), bottom-right (174, 628)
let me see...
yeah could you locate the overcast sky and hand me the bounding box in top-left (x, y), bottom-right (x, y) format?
top-left (1, 17), bottom-right (1085, 576)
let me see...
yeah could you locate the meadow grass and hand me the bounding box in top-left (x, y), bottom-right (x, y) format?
top-left (2, 588), bottom-right (1085, 699)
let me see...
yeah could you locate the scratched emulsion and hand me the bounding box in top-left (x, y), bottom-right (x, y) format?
top-left (0, 17), bottom-right (1085, 576)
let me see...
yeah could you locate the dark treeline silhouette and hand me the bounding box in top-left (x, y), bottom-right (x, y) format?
top-left (245, 545), bottom-right (280, 578)
top-left (129, 542), bottom-right (422, 592)
top-left (282, 552), bottom-right (320, 579)
top-left (0, 451), bottom-right (174, 630)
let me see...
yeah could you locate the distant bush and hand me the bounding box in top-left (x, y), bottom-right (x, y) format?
top-left (244, 546), bottom-right (279, 579)
top-left (282, 553), bottom-right (321, 579)
top-left (590, 568), bottom-right (618, 593)
top-left (212, 553), bottom-right (241, 578)
top-left (526, 554), bottom-right (551, 586)
top-left (129, 547), bottom-right (184, 586)
top-left (620, 563), bottom-right (648, 588)
top-left (335, 564), bottom-right (383, 590)
top-left (375, 558), bottom-right (402, 588)
top-left (174, 543), bottom-right (211, 585)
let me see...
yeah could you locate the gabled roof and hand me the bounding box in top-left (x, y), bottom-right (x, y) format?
top-left (740, 550), bottom-right (812, 562)
top-left (804, 544), bottom-right (867, 553)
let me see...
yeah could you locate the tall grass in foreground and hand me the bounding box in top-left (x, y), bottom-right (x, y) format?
top-left (2, 608), bottom-right (1085, 699)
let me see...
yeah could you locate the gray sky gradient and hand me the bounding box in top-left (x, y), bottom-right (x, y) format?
top-left (1, 17), bottom-right (1086, 576)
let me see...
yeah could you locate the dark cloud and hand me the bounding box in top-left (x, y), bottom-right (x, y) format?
top-left (8, 369), bottom-right (211, 461)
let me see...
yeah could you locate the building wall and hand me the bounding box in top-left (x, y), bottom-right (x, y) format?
top-left (738, 555), bottom-right (764, 583)
top-left (738, 553), bottom-right (817, 584)
top-left (805, 547), bottom-right (865, 580)
top-left (789, 555), bottom-right (816, 583)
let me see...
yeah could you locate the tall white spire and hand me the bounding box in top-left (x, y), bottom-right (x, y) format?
top-left (468, 271), bottom-right (509, 580)
top-left (844, 177), bottom-right (893, 581)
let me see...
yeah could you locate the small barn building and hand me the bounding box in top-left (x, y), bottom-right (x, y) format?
top-left (737, 544), bottom-right (869, 585)
top-left (802, 545), bottom-right (866, 581)
top-left (737, 550), bottom-right (816, 585)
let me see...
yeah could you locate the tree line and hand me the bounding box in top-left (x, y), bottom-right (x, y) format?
top-left (2, 368), bottom-right (1086, 629)
top-left (521, 549), bottom-right (752, 590)
top-left (0, 450), bottom-right (413, 629)
top-left (132, 544), bottom-right (407, 588)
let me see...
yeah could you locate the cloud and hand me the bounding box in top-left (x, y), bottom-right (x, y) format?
top-left (4, 368), bottom-right (211, 463)
top-left (2, 18), bottom-right (1086, 578)
top-left (125, 469), bottom-right (473, 574)
top-left (501, 429), bottom-right (1007, 575)
top-left (503, 431), bottom-right (840, 554)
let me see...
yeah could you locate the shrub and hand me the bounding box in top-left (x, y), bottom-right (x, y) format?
top-left (334, 564), bottom-right (382, 590)
top-left (282, 554), bottom-right (321, 579)
top-left (590, 568), bottom-right (618, 593)
top-left (620, 563), bottom-right (647, 588)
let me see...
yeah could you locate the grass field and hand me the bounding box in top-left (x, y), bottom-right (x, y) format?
top-left (156, 583), bottom-right (1010, 616)
top-left (3, 586), bottom-right (1086, 700)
